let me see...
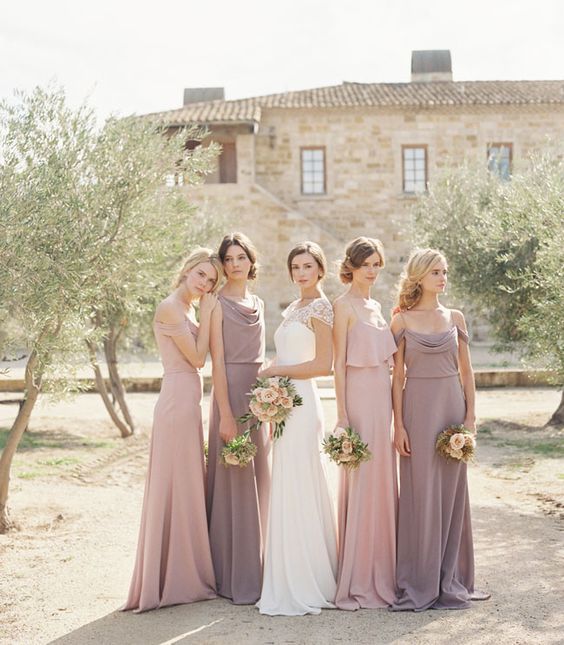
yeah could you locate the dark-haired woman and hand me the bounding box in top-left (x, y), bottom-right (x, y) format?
top-left (206, 232), bottom-right (271, 604)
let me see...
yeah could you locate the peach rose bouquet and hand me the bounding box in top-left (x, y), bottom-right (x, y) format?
top-left (322, 426), bottom-right (372, 470)
top-left (236, 376), bottom-right (303, 440)
top-left (435, 424), bottom-right (476, 463)
top-left (220, 431), bottom-right (257, 468)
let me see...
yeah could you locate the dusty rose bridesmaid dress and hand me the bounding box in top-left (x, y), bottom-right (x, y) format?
top-left (206, 295), bottom-right (270, 604)
top-left (122, 318), bottom-right (216, 612)
top-left (335, 300), bottom-right (398, 610)
top-left (391, 325), bottom-right (475, 611)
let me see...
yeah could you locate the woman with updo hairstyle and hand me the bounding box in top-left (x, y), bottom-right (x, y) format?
top-left (206, 232), bottom-right (270, 605)
top-left (123, 248), bottom-right (221, 613)
top-left (390, 248), bottom-right (489, 611)
top-left (257, 240), bottom-right (337, 616)
top-left (332, 236), bottom-right (398, 610)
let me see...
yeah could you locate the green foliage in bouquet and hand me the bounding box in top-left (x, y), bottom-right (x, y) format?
top-left (435, 424), bottom-right (476, 463)
top-left (220, 431), bottom-right (257, 468)
top-left (323, 426), bottom-right (372, 470)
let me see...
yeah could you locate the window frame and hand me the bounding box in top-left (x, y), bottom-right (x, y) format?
top-left (487, 142), bottom-right (513, 180)
top-left (401, 144), bottom-right (428, 194)
top-left (300, 146), bottom-right (327, 196)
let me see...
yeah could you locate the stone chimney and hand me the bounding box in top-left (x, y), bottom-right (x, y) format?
top-left (411, 50), bottom-right (452, 82)
top-left (183, 87), bottom-right (225, 105)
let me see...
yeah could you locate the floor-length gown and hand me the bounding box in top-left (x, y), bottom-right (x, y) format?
top-left (335, 299), bottom-right (398, 609)
top-left (206, 295), bottom-right (271, 604)
top-left (257, 298), bottom-right (337, 616)
top-left (122, 318), bottom-right (216, 612)
top-left (392, 325), bottom-right (475, 611)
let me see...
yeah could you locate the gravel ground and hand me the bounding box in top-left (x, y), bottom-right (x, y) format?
top-left (0, 388), bottom-right (562, 645)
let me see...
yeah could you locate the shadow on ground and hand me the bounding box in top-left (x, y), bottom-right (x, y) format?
top-left (50, 503), bottom-right (564, 645)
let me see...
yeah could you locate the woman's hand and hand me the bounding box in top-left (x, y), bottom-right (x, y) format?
top-left (463, 417), bottom-right (477, 434)
top-left (199, 293), bottom-right (218, 318)
top-left (219, 415), bottom-right (238, 444)
top-left (258, 359), bottom-right (276, 379)
top-left (335, 417), bottom-right (349, 430)
top-left (394, 426), bottom-right (411, 457)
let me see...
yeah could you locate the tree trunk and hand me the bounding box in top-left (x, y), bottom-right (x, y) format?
top-left (86, 340), bottom-right (132, 438)
top-left (103, 324), bottom-right (135, 434)
top-left (547, 389), bottom-right (564, 427)
top-left (0, 349), bottom-right (42, 533)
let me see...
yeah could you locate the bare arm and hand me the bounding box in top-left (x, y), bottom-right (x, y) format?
top-left (452, 310), bottom-right (477, 432)
top-left (390, 314), bottom-right (411, 457)
top-left (261, 318), bottom-right (333, 380)
top-left (333, 299), bottom-right (351, 428)
top-left (156, 294), bottom-right (217, 369)
top-left (209, 304), bottom-right (238, 443)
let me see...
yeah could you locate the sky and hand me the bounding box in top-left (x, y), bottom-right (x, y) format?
top-left (1, 0), bottom-right (563, 119)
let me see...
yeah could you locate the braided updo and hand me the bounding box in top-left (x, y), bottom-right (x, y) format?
top-left (339, 237), bottom-right (385, 284)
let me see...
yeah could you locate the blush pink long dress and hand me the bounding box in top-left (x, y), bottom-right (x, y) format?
top-left (335, 299), bottom-right (398, 610)
top-left (206, 295), bottom-right (271, 604)
top-left (122, 318), bottom-right (217, 612)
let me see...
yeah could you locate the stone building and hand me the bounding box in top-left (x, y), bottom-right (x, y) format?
top-left (149, 50), bottom-right (564, 344)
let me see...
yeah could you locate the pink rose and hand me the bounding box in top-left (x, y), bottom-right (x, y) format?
top-left (279, 396), bottom-right (293, 409)
top-left (268, 377), bottom-right (280, 387)
top-left (341, 439), bottom-right (353, 455)
top-left (449, 448), bottom-right (463, 460)
top-left (449, 433), bottom-right (466, 451)
top-left (279, 387), bottom-right (288, 398)
top-left (333, 426), bottom-right (347, 438)
top-left (254, 388), bottom-right (267, 403)
top-left (249, 401), bottom-right (262, 417)
top-left (339, 453), bottom-right (353, 462)
top-left (224, 453), bottom-right (240, 466)
top-left (465, 434), bottom-right (476, 448)
top-left (266, 404), bottom-right (279, 417)
top-left (262, 388), bottom-right (278, 404)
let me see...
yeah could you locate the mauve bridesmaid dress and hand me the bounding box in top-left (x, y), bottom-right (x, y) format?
top-left (206, 295), bottom-right (271, 604)
top-left (122, 318), bottom-right (216, 612)
top-left (391, 325), bottom-right (475, 611)
top-left (335, 299), bottom-right (398, 610)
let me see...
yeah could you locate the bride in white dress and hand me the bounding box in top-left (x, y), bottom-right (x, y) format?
top-left (256, 241), bottom-right (337, 616)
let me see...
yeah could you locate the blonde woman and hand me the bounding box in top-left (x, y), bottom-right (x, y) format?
top-left (332, 237), bottom-right (397, 610)
top-left (123, 248), bottom-right (222, 612)
top-left (390, 248), bottom-right (489, 611)
top-left (256, 241), bottom-right (337, 616)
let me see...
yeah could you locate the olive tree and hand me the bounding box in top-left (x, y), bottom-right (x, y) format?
top-left (413, 153), bottom-right (564, 425)
top-left (0, 86), bottom-right (220, 530)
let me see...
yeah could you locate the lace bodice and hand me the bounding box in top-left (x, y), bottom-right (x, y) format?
top-left (282, 298), bottom-right (334, 330)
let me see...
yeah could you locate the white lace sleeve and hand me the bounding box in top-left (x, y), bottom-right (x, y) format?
top-left (307, 298), bottom-right (333, 330)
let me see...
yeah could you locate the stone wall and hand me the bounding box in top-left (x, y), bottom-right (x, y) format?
top-left (189, 103), bottom-right (564, 346)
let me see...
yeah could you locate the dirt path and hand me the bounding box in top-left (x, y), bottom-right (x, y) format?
top-left (0, 389), bottom-right (563, 644)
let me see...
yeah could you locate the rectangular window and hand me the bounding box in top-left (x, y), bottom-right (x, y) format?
top-left (301, 147), bottom-right (326, 195)
top-left (402, 145), bottom-right (427, 193)
top-left (487, 143), bottom-right (512, 181)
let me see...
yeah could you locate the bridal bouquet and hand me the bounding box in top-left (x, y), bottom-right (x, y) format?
top-left (220, 431), bottom-right (257, 468)
top-left (435, 425), bottom-right (476, 463)
top-left (322, 426), bottom-right (372, 470)
top-left (236, 376), bottom-right (303, 440)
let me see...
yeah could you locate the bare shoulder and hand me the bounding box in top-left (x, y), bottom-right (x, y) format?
top-left (450, 308), bottom-right (467, 329)
top-left (155, 297), bottom-right (184, 324)
top-left (332, 294), bottom-right (353, 315)
top-left (390, 312), bottom-right (406, 334)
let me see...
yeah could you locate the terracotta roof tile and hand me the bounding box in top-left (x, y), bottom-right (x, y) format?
top-left (148, 80), bottom-right (564, 125)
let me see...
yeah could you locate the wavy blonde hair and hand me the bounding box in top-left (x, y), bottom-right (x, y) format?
top-left (396, 248), bottom-right (447, 311)
top-left (173, 247), bottom-right (223, 292)
top-left (339, 236), bottom-right (385, 284)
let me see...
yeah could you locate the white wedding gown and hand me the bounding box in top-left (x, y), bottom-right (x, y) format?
top-left (257, 298), bottom-right (337, 616)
